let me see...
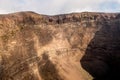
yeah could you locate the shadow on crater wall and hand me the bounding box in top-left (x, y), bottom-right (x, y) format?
top-left (80, 19), bottom-right (120, 80)
top-left (38, 52), bottom-right (63, 80)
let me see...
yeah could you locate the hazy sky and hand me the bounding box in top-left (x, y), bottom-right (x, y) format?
top-left (0, 0), bottom-right (120, 15)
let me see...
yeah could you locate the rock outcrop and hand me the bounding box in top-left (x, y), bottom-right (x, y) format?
top-left (0, 11), bottom-right (120, 80)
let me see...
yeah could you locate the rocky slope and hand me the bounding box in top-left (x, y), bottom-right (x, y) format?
top-left (0, 11), bottom-right (120, 80)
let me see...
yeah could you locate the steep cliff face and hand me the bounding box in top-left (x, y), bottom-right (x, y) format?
top-left (80, 13), bottom-right (120, 80)
top-left (0, 11), bottom-right (120, 80)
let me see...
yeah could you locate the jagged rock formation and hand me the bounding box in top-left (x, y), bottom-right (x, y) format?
top-left (0, 11), bottom-right (120, 80)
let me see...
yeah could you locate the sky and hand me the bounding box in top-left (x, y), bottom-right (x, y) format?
top-left (0, 0), bottom-right (120, 15)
